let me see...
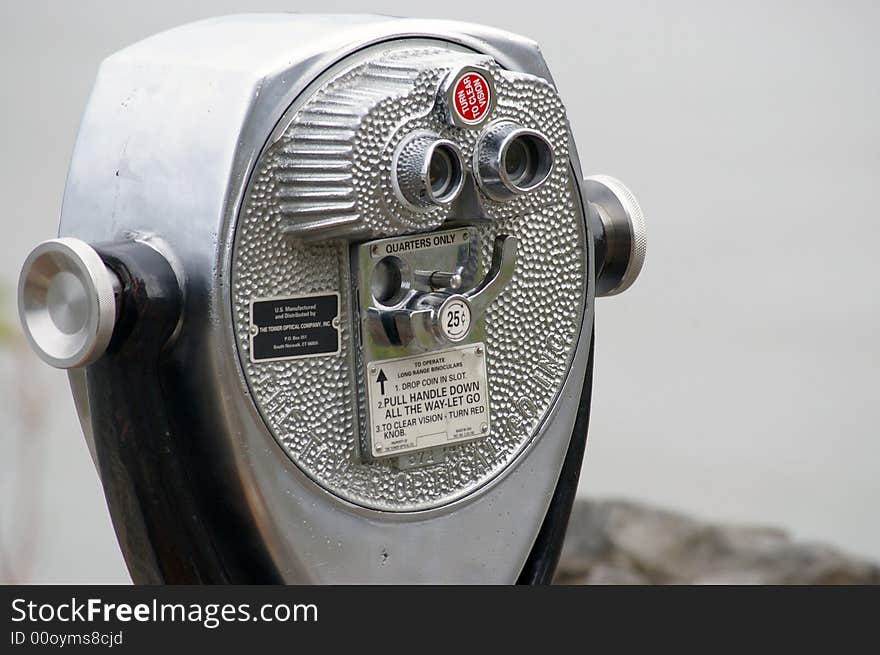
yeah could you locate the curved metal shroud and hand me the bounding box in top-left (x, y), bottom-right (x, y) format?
top-left (87, 241), bottom-right (279, 583)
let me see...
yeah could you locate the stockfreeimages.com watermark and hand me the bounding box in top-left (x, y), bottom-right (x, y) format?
top-left (10, 597), bottom-right (318, 634)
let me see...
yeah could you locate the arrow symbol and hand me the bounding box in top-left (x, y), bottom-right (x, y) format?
top-left (376, 369), bottom-right (388, 395)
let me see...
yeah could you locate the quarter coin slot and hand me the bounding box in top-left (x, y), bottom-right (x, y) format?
top-left (371, 256), bottom-right (409, 306)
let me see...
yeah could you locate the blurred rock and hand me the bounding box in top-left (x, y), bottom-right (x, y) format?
top-left (556, 499), bottom-right (880, 585)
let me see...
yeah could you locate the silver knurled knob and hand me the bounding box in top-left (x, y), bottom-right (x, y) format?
top-left (18, 238), bottom-right (120, 369)
top-left (585, 175), bottom-right (647, 297)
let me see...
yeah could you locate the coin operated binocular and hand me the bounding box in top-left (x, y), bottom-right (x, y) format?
top-left (18, 15), bottom-right (646, 583)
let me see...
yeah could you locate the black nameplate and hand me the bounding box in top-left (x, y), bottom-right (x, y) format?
top-left (249, 294), bottom-right (340, 362)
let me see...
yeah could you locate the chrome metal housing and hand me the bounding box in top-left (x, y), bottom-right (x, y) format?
top-left (58, 14), bottom-right (596, 583)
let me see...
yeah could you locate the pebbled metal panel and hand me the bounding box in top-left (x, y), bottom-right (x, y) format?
top-left (232, 41), bottom-right (587, 512)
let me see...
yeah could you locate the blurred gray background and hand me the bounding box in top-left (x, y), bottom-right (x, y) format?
top-left (1, 1), bottom-right (877, 583)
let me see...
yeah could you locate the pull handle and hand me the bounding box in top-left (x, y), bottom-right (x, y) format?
top-left (463, 234), bottom-right (517, 317)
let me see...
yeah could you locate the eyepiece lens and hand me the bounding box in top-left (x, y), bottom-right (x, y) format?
top-left (427, 144), bottom-right (463, 203)
top-left (504, 138), bottom-right (534, 186)
top-left (501, 132), bottom-right (553, 192)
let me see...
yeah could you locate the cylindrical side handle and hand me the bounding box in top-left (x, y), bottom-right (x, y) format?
top-left (585, 175), bottom-right (647, 297)
top-left (18, 238), bottom-right (121, 368)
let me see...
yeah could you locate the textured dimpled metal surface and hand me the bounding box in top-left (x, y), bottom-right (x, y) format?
top-left (232, 43), bottom-right (587, 511)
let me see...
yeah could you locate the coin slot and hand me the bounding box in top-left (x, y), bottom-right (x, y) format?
top-left (370, 256), bottom-right (410, 306)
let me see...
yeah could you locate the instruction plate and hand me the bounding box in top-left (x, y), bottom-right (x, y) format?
top-left (366, 343), bottom-right (490, 458)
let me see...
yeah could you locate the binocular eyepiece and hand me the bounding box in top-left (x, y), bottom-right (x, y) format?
top-left (17, 15), bottom-right (646, 584)
top-left (394, 134), bottom-right (466, 208)
top-left (393, 120), bottom-right (556, 208)
top-left (475, 122), bottom-right (555, 200)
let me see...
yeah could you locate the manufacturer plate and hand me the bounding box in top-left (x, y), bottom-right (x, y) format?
top-left (249, 293), bottom-right (340, 362)
top-left (366, 343), bottom-right (490, 457)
